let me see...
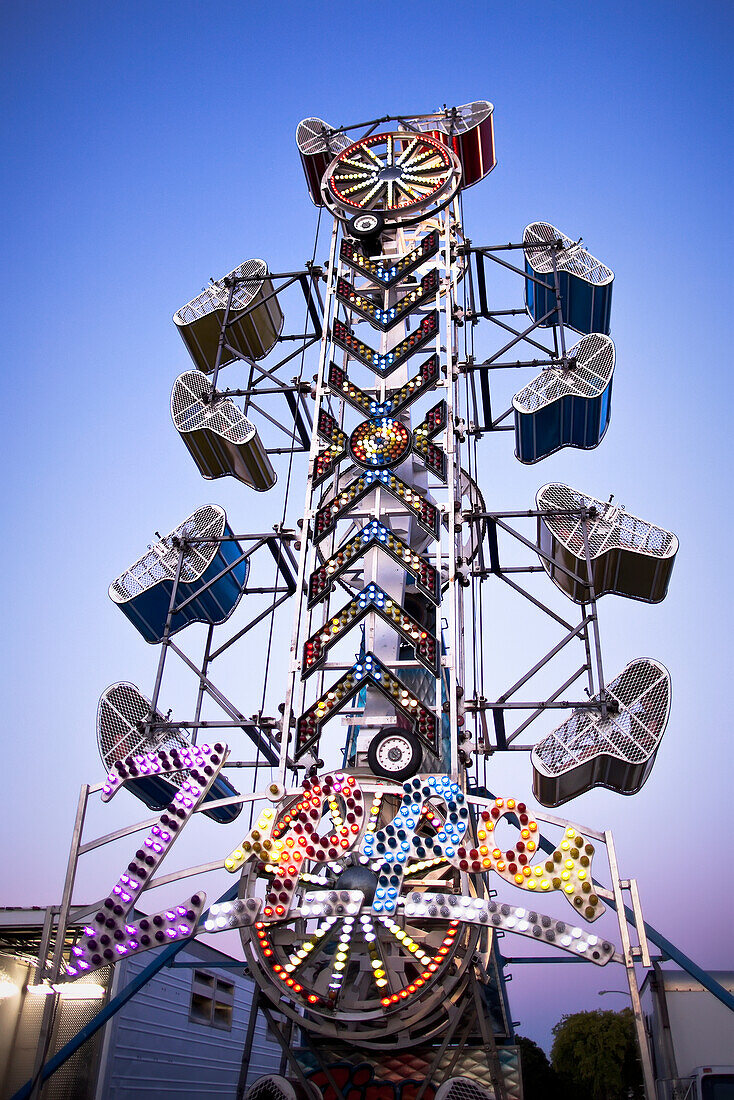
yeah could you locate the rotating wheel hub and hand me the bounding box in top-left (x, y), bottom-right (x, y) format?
top-left (322, 131), bottom-right (462, 226)
top-left (238, 776), bottom-right (483, 1045)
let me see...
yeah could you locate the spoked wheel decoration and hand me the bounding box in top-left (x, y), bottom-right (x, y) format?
top-left (237, 773), bottom-right (482, 1044)
top-left (322, 132), bottom-right (462, 225)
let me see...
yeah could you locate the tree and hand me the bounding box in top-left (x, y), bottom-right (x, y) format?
top-left (550, 1008), bottom-right (643, 1100)
top-left (516, 1035), bottom-right (561, 1100)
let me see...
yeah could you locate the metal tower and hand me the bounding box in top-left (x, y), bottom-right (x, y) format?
top-left (15, 102), bottom-right (734, 1100)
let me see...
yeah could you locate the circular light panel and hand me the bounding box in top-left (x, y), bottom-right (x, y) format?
top-left (323, 131), bottom-right (461, 225)
top-left (349, 418), bottom-right (411, 468)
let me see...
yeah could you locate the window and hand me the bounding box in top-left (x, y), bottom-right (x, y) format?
top-left (701, 1075), bottom-right (734, 1100)
top-left (189, 969), bottom-right (235, 1031)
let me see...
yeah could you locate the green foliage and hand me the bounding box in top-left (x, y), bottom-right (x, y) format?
top-left (516, 1035), bottom-right (561, 1100)
top-left (550, 1008), bottom-right (643, 1100)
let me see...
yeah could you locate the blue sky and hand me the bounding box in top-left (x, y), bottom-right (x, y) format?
top-left (1, 0), bottom-right (732, 1054)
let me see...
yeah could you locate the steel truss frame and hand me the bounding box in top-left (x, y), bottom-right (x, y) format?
top-left (139, 530), bottom-right (299, 767)
top-left (464, 504), bottom-right (612, 751)
top-left (15, 119), bottom-right (734, 1100)
top-left (206, 266), bottom-right (325, 454)
top-left (274, 206), bottom-right (466, 783)
top-left (459, 239), bottom-right (577, 435)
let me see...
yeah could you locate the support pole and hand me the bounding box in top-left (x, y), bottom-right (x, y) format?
top-left (580, 514), bottom-right (608, 716)
top-left (148, 543), bottom-right (186, 720)
top-left (210, 277), bottom-right (237, 394)
top-left (29, 784), bottom-right (89, 1099)
top-left (605, 830), bottom-right (657, 1100)
top-left (471, 970), bottom-right (507, 1100)
top-left (414, 1007), bottom-right (472, 1100)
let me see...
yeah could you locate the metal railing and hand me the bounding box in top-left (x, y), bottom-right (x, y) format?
top-left (656, 1078), bottom-right (695, 1100)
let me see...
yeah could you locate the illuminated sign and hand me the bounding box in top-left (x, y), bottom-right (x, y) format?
top-left (340, 230), bottom-right (440, 288)
top-left (314, 468), bottom-right (440, 542)
top-left (336, 270), bottom-right (439, 332)
top-left (303, 582), bottom-right (438, 677)
top-left (66, 743), bottom-right (229, 976)
top-left (332, 314), bottom-right (438, 378)
top-left (328, 355), bottom-right (440, 418)
top-left (413, 401), bottom-right (448, 481)
top-left (349, 418), bottom-right (412, 468)
top-left (324, 132), bottom-right (459, 221)
top-left (313, 409), bottom-right (348, 486)
top-left (295, 656), bottom-right (439, 757)
top-left (308, 519), bottom-right (440, 608)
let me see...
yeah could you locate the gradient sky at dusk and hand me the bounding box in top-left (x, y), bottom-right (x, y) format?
top-left (1, 0), bottom-right (732, 1054)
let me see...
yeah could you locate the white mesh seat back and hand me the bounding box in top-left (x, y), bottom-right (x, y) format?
top-left (174, 259), bottom-right (268, 325)
top-left (170, 372), bottom-right (277, 490)
top-left (408, 102), bottom-right (495, 188)
top-left (513, 334), bottom-right (615, 413)
top-left (171, 371), bottom-right (258, 444)
top-left (109, 505), bottom-right (227, 604)
top-left (411, 100), bottom-right (493, 136)
top-left (96, 681), bottom-right (189, 779)
top-left (244, 1076), bottom-right (320, 1100)
top-left (536, 483), bottom-right (678, 604)
top-left (536, 483), bottom-right (678, 560)
top-left (295, 118), bottom-right (350, 158)
top-left (295, 118), bottom-right (351, 206)
top-left (532, 658), bottom-right (671, 803)
top-left (435, 1077), bottom-right (496, 1100)
top-left (173, 260), bottom-right (283, 371)
top-left (524, 221), bottom-right (614, 286)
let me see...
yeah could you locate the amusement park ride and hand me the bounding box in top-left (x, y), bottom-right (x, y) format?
top-left (17, 101), bottom-right (734, 1100)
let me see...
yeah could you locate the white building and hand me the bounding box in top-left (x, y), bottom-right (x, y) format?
top-left (0, 906), bottom-right (281, 1100)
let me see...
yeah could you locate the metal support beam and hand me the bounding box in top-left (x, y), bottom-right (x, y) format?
top-left (29, 784), bottom-right (89, 1098)
top-left (471, 970), bottom-right (507, 1100)
top-left (414, 1006), bottom-right (473, 1100)
top-left (606, 830), bottom-right (657, 1100)
top-left (236, 986), bottom-right (262, 1100)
